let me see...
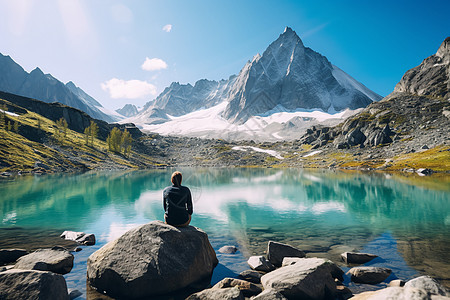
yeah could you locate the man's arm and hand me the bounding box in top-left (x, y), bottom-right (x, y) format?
top-left (187, 188), bottom-right (193, 215)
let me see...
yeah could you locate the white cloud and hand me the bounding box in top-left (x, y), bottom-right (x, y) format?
top-left (101, 78), bottom-right (157, 99)
top-left (141, 57), bottom-right (168, 71)
top-left (162, 24), bottom-right (172, 32)
top-left (111, 4), bottom-right (133, 23)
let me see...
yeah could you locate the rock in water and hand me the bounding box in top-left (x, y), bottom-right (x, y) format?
top-left (340, 252), bottom-right (378, 264)
top-left (0, 249), bottom-right (28, 264)
top-left (218, 245), bottom-right (238, 254)
top-left (14, 246), bottom-right (74, 275)
top-left (267, 241), bottom-right (305, 267)
top-left (60, 231), bottom-right (96, 246)
top-left (348, 266), bottom-right (392, 284)
top-left (261, 257), bottom-right (340, 299)
top-left (0, 269), bottom-right (69, 300)
top-left (87, 221), bottom-right (218, 299)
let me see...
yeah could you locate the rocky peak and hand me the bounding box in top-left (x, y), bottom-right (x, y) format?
top-left (393, 37), bottom-right (449, 99)
top-left (436, 37), bottom-right (450, 63)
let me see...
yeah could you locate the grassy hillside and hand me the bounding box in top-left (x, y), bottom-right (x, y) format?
top-left (0, 98), bottom-right (162, 174)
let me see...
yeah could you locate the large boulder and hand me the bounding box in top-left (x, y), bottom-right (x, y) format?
top-left (87, 221), bottom-right (218, 299)
top-left (14, 246), bottom-right (74, 275)
top-left (0, 249), bottom-right (28, 264)
top-left (267, 241), bottom-right (305, 267)
top-left (404, 276), bottom-right (449, 296)
top-left (348, 266), bottom-right (392, 284)
top-left (0, 269), bottom-right (69, 300)
top-left (261, 257), bottom-right (340, 299)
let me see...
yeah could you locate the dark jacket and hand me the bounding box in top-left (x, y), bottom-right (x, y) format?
top-left (163, 185), bottom-right (193, 225)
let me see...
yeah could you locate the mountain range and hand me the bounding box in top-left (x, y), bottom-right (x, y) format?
top-left (0, 53), bottom-right (122, 123)
top-left (125, 27), bottom-right (382, 141)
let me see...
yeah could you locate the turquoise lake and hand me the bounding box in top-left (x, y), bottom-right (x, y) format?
top-left (1, 168), bottom-right (449, 298)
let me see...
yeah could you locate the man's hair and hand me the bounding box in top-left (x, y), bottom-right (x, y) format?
top-left (171, 171), bottom-right (182, 186)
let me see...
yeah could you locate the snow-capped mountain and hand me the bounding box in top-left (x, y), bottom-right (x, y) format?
top-left (0, 53), bottom-right (122, 123)
top-left (116, 104), bottom-right (140, 118)
top-left (126, 27), bottom-right (382, 140)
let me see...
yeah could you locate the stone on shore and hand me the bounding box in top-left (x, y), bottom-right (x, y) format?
top-left (212, 277), bottom-right (262, 297)
top-left (0, 269), bottom-right (69, 300)
top-left (340, 252), bottom-right (378, 264)
top-left (14, 246), bottom-right (74, 275)
top-left (186, 286), bottom-right (244, 300)
top-left (261, 257), bottom-right (340, 299)
top-left (267, 241), bottom-right (305, 267)
top-left (238, 269), bottom-right (262, 284)
top-left (404, 276), bottom-right (449, 296)
top-left (248, 255), bottom-right (275, 272)
top-left (347, 266), bottom-right (392, 284)
top-left (0, 249), bottom-right (28, 264)
top-left (219, 245), bottom-right (238, 254)
top-left (60, 231), bottom-right (96, 246)
top-left (351, 286), bottom-right (432, 299)
top-left (252, 289), bottom-right (287, 300)
top-left (87, 221), bottom-right (218, 299)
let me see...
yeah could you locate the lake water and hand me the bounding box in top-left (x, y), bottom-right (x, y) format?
top-left (1, 168), bottom-right (449, 298)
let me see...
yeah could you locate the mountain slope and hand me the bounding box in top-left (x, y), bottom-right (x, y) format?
top-left (0, 53), bottom-right (121, 123)
top-left (292, 37), bottom-right (450, 172)
top-left (128, 27), bottom-right (381, 140)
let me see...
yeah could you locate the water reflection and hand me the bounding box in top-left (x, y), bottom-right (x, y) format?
top-left (0, 168), bottom-right (449, 294)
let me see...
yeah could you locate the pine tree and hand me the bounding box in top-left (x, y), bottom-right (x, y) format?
top-left (13, 121), bottom-right (19, 133)
top-left (7, 121), bottom-right (12, 131)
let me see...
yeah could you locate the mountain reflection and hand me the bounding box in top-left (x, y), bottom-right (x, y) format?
top-left (0, 168), bottom-right (448, 286)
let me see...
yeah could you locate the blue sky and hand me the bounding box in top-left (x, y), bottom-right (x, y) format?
top-left (0, 0), bottom-right (448, 110)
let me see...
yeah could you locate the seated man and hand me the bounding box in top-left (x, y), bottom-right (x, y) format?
top-left (163, 171), bottom-right (193, 227)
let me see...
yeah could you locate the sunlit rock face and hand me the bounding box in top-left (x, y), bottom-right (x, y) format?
top-left (394, 37), bottom-right (450, 99)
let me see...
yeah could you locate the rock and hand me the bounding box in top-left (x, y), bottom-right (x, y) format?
top-left (389, 279), bottom-right (406, 287)
top-left (68, 288), bottom-right (82, 299)
top-left (405, 276), bottom-right (449, 296)
top-left (0, 249), bottom-right (28, 264)
top-left (267, 241), bottom-right (305, 267)
top-left (219, 245), bottom-right (238, 254)
top-left (87, 221), bottom-right (218, 299)
top-left (238, 270), bottom-right (262, 284)
top-left (351, 287), bottom-right (430, 300)
top-left (281, 257), bottom-right (302, 267)
top-left (212, 277), bottom-right (262, 297)
top-left (347, 266), bottom-right (392, 284)
top-left (60, 231), bottom-right (96, 246)
top-left (340, 252), bottom-right (378, 264)
top-left (252, 289), bottom-right (287, 300)
top-left (422, 145), bottom-right (430, 149)
top-left (0, 269), bottom-right (69, 300)
top-left (346, 128), bottom-right (366, 146)
top-left (74, 247), bottom-right (82, 252)
top-left (261, 257), bottom-right (339, 299)
top-left (186, 286), bottom-right (244, 300)
top-left (247, 256), bottom-right (275, 272)
top-left (14, 246), bottom-right (74, 275)
top-left (416, 168), bottom-right (434, 176)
